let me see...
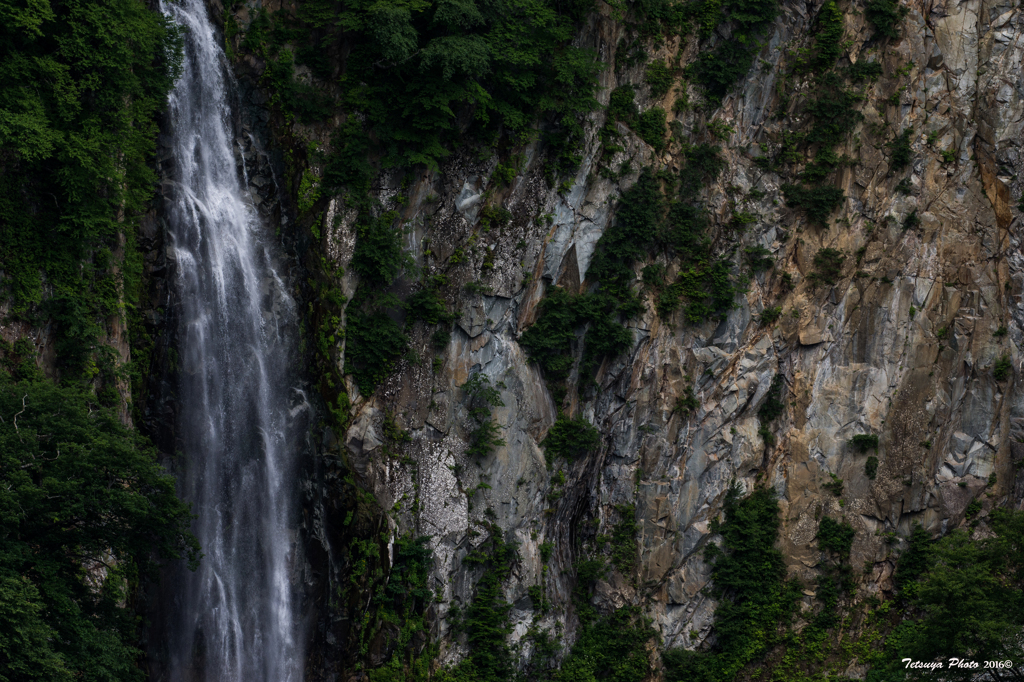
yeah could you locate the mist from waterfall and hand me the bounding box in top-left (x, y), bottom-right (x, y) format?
top-left (158, 1), bottom-right (307, 679)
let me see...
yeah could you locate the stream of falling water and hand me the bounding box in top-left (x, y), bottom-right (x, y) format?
top-left (159, 1), bottom-right (306, 679)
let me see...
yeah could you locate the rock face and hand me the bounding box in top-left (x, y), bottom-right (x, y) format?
top-left (205, 0), bottom-right (1024, 675)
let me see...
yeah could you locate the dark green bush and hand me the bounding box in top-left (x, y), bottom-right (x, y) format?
top-left (781, 184), bottom-right (846, 224)
top-left (407, 287), bottom-right (455, 326)
top-left (645, 60), bottom-right (675, 98)
top-left (345, 211), bottom-right (415, 395)
top-left (849, 433), bottom-right (880, 452)
top-left (817, 517), bottom-right (855, 557)
top-left (462, 373), bottom-right (506, 459)
top-left (635, 107), bottom-right (668, 151)
top-left (994, 354), bottom-right (1012, 381)
top-left (607, 85), bottom-right (638, 122)
top-left (889, 128), bottom-right (913, 170)
top-left (745, 245), bottom-right (774, 271)
top-left (691, 41), bottom-right (758, 100)
top-left (519, 288), bottom-right (632, 386)
top-left (541, 414), bottom-right (601, 462)
top-left (610, 504), bottom-right (639, 575)
top-left (812, 0), bottom-right (845, 69)
top-left (555, 606), bottom-right (655, 682)
top-left (760, 306), bottom-right (783, 325)
top-left (664, 486), bottom-right (801, 682)
top-left (866, 0), bottom-right (909, 38)
top-left (805, 78), bottom-right (865, 150)
top-left (846, 60), bottom-right (883, 81)
top-left (690, 0), bottom-right (779, 99)
top-left (824, 473), bottom-right (845, 496)
top-left (808, 247), bottom-right (846, 286)
top-left (449, 530), bottom-right (517, 682)
top-left (865, 455), bottom-right (879, 479)
top-left (344, 304), bottom-right (409, 396)
top-left (759, 375), bottom-right (785, 422)
top-left (674, 386), bottom-right (701, 414)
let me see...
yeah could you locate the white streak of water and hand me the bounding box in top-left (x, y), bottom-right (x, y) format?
top-left (160, 1), bottom-right (305, 679)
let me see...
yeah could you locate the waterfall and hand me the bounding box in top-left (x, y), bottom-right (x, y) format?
top-left (158, 1), bottom-right (307, 680)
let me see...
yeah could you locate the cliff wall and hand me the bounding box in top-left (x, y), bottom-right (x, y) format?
top-left (210, 0), bottom-right (1024, 677)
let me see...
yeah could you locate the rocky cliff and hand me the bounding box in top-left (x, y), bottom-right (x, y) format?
top-left (201, 0), bottom-right (1024, 677)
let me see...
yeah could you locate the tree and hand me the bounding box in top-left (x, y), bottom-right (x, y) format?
top-left (0, 375), bottom-right (199, 680)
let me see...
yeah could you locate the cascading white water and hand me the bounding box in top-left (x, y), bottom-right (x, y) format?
top-left (159, 1), bottom-right (306, 680)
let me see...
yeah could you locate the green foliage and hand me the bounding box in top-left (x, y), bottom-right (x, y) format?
top-left (479, 205), bottom-right (513, 232)
top-left (610, 504), bottom-right (639, 575)
top-left (366, 534), bottom-right (435, 678)
top-left (665, 485), bottom-right (801, 682)
top-left (865, 0), bottom-right (909, 39)
top-left (345, 211), bottom-right (415, 395)
top-left (265, 0), bottom-right (602, 186)
top-left (849, 433), bottom-right (880, 452)
top-left (994, 354), bottom-right (1012, 381)
top-left (642, 263), bottom-right (667, 287)
top-left (554, 606), bottom-right (655, 681)
top-left (691, 41), bottom-right (758, 101)
top-left (445, 529), bottom-right (517, 682)
top-left (462, 373), bottom-right (507, 459)
top-left (351, 211), bottom-right (411, 285)
top-left (407, 285), bottom-right (455, 326)
top-left (758, 374), bottom-right (785, 422)
top-left (707, 118), bottom-right (735, 141)
top-left (0, 0), bottom-right (182, 376)
top-left (760, 306), bottom-right (782, 325)
top-left (607, 85), bottom-right (638, 123)
top-left (519, 287), bottom-right (632, 386)
top-left (492, 154), bottom-right (523, 186)
top-left (695, 0), bottom-right (724, 37)
top-left (893, 524), bottom-right (932, 588)
top-left (541, 413), bottom-right (601, 462)
top-left (589, 168), bottom-right (665, 297)
top-left (782, 184), bottom-right (846, 225)
top-left (847, 60), bottom-right (883, 81)
top-left (0, 374), bottom-right (199, 681)
top-left (889, 128), bottom-right (913, 170)
top-left (866, 455), bottom-right (879, 479)
top-left (869, 511), bottom-right (1024, 681)
top-left (674, 386), bottom-right (701, 414)
top-left (817, 517), bottom-right (855, 557)
top-left (807, 247), bottom-right (846, 286)
top-left (823, 473), bottom-right (844, 496)
top-left (812, 0), bottom-right (845, 70)
top-left (345, 303), bottom-right (408, 396)
top-left (690, 0), bottom-right (780, 100)
top-left (645, 60), bottom-right (676, 98)
top-left (635, 107), bottom-right (668, 150)
top-left (745, 245), bottom-right (774, 271)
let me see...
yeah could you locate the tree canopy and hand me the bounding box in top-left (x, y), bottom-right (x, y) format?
top-left (0, 372), bottom-right (198, 681)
